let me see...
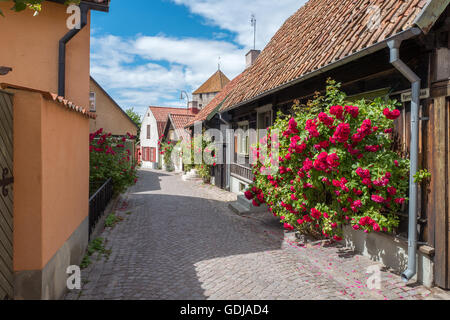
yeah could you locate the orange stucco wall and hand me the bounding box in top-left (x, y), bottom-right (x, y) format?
top-left (13, 89), bottom-right (89, 271)
top-left (89, 79), bottom-right (138, 136)
top-left (41, 95), bottom-right (89, 267)
top-left (13, 91), bottom-right (43, 271)
top-left (0, 1), bottom-right (91, 108)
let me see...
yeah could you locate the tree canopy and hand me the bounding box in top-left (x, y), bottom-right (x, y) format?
top-left (126, 107), bottom-right (142, 143)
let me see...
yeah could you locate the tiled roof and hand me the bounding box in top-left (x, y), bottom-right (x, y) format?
top-left (186, 71), bottom-right (247, 127)
top-left (193, 70), bottom-right (230, 95)
top-left (148, 106), bottom-right (193, 137)
top-left (220, 0), bottom-right (432, 111)
top-left (169, 114), bottom-right (195, 141)
top-left (90, 77), bottom-right (138, 129)
top-left (0, 83), bottom-right (96, 119)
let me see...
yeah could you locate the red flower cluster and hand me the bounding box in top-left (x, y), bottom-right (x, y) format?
top-left (247, 85), bottom-right (409, 241)
top-left (383, 108), bottom-right (401, 120)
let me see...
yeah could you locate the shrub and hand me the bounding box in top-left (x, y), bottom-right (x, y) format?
top-left (179, 131), bottom-right (216, 179)
top-left (245, 80), bottom-right (409, 241)
top-left (90, 129), bottom-right (138, 195)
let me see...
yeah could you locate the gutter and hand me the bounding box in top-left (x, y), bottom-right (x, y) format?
top-left (218, 113), bottom-right (232, 190)
top-left (387, 33), bottom-right (422, 282)
top-left (58, 2), bottom-right (89, 97)
top-left (220, 28), bottom-right (422, 114)
top-left (219, 24), bottom-right (425, 280)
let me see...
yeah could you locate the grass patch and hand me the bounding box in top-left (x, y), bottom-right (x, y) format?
top-left (80, 237), bottom-right (111, 269)
top-left (105, 213), bottom-right (124, 228)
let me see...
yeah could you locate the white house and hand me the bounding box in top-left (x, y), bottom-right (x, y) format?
top-left (140, 106), bottom-right (196, 169)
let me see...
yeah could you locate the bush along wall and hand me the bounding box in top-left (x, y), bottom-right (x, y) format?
top-left (245, 80), bottom-right (410, 241)
top-left (90, 129), bottom-right (138, 196)
top-left (179, 131), bottom-right (216, 181)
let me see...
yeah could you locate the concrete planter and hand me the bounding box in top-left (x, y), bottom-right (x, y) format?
top-left (182, 169), bottom-right (201, 181)
top-left (343, 225), bottom-right (434, 287)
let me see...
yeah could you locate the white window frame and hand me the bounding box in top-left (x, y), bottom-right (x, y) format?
top-left (256, 104), bottom-right (273, 141)
top-left (89, 91), bottom-right (96, 112)
top-left (236, 121), bottom-right (249, 156)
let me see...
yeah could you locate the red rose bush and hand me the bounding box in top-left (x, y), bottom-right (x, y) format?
top-left (246, 81), bottom-right (409, 241)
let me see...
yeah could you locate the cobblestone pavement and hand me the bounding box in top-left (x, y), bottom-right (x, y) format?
top-left (65, 169), bottom-right (442, 300)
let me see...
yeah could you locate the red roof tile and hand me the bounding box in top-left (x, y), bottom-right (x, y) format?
top-left (193, 70), bottom-right (230, 95)
top-left (169, 114), bottom-right (196, 141)
top-left (220, 0), bottom-right (431, 111)
top-left (186, 71), bottom-right (247, 127)
top-left (148, 106), bottom-right (194, 137)
top-left (0, 83), bottom-right (96, 119)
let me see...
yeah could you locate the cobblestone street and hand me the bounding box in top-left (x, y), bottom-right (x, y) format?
top-left (66, 169), bottom-right (439, 300)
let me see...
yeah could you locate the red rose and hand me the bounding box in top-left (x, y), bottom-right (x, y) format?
top-left (371, 195), bottom-right (386, 203)
top-left (330, 105), bottom-right (344, 119)
top-left (344, 105), bottom-right (359, 118)
top-left (333, 123), bottom-right (350, 143)
top-left (383, 108), bottom-right (401, 120)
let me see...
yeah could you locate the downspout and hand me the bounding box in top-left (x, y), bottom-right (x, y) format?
top-left (387, 30), bottom-right (422, 282)
top-left (58, 3), bottom-right (89, 97)
top-left (219, 113), bottom-right (232, 190)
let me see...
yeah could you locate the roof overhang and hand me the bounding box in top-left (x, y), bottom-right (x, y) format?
top-left (221, 27), bottom-right (423, 114)
top-left (48, 0), bottom-right (110, 12)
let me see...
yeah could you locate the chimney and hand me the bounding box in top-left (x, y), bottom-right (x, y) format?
top-left (246, 49), bottom-right (261, 68)
top-left (188, 101), bottom-right (199, 114)
top-left (189, 107), bottom-right (200, 115)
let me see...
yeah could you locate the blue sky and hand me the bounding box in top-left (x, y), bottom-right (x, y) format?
top-left (90, 0), bottom-right (306, 117)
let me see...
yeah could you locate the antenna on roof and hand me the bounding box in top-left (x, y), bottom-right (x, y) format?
top-left (218, 56), bottom-right (221, 71)
top-left (250, 14), bottom-right (256, 50)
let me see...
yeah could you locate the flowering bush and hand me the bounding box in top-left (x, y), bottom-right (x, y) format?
top-left (90, 129), bottom-right (138, 195)
top-left (180, 131), bottom-right (216, 181)
top-left (245, 80), bottom-right (409, 241)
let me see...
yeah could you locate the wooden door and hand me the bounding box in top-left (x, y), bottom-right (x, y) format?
top-left (0, 90), bottom-right (13, 300)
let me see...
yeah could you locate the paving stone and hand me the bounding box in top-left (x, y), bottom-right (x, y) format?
top-left (64, 169), bottom-right (443, 300)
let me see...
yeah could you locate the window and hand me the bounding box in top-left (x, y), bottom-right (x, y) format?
top-left (89, 92), bottom-right (96, 112)
top-left (257, 108), bottom-right (273, 141)
top-left (236, 122), bottom-right (249, 156)
top-left (147, 125), bottom-right (151, 140)
top-left (150, 148), bottom-right (156, 162)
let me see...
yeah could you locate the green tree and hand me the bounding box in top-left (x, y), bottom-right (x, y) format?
top-left (125, 107), bottom-right (142, 143)
top-left (0, 0), bottom-right (80, 16)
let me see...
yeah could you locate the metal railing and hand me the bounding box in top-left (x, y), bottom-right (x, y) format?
top-left (89, 178), bottom-right (113, 239)
top-left (230, 163), bottom-right (254, 183)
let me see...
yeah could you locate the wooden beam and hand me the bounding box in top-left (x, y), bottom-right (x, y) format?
top-left (434, 95), bottom-right (448, 288)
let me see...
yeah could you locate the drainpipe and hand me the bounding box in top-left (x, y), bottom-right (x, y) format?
top-left (58, 3), bottom-right (89, 97)
top-left (219, 113), bottom-right (232, 190)
top-left (387, 35), bottom-right (421, 282)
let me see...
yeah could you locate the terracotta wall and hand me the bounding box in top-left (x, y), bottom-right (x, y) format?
top-left (41, 95), bottom-right (89, 267)
top-left (13, 89), bottom-right (89, 271)
top-left (0, 1), bottom-right (91, 108)
top-left (89, 79), bottom-right (138, 136)
top-left (13, 91), bottom-right (43, 271)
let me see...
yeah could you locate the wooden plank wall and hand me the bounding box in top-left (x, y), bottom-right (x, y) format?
top-left (427, 80), bottom-right (450, 289)
top-left (394, 91), bottom-right (449, 289)
top-left (0, 90), bottom-right (14, 300)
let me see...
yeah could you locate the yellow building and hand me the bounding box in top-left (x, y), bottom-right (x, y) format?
top-left (89, 77), bottom-right (138, 137)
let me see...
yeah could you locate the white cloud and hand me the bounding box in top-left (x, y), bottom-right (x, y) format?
top-left (172, 0), bottom-right (305, 50)
top-left (90, 0), bottom-right (307, 116)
